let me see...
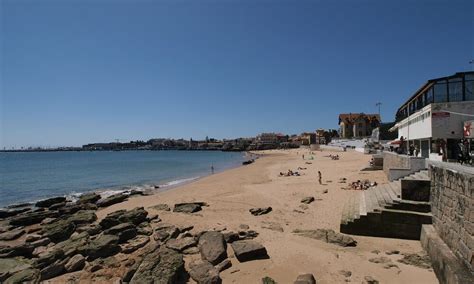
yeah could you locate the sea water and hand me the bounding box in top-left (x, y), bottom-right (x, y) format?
top-left (0, 150), bottom-right (245, 208)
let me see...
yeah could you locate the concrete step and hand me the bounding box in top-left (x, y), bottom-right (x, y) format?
top-left (390, 200), bottom-right (431, 213)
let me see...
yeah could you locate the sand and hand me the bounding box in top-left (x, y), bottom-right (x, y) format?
top-left (96, 148), bottom-right (438, 284)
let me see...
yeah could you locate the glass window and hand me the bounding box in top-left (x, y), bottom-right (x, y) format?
top-left (448, 78), bottom-right (463, 102)
top-left (434, 82), bottom-right (448, 102)
top-left (466, 73), bottom-right (474, 81)
top-left (426, 87), bottom-right (434, 104)
top-left (466, 80), bottom-right (474, 101)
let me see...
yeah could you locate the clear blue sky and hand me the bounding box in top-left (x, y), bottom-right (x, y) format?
top-left (1, 0), bottom-right (473, 148)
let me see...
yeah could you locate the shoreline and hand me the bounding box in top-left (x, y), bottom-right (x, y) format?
top-left (1, 151), bottom-right (250, 209)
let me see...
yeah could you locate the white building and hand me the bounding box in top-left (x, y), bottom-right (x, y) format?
top-left (390, 72), bottom-right (474, 161)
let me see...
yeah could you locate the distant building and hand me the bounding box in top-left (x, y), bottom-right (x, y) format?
top-left (389, 71), bottom-right (474, 160)
top-left (338, 113), bottom-right (381, 138)
top-left (299, 132), bottom-right (317, 145)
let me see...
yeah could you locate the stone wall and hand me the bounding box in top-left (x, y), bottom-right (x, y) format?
top-left (429, 161), bottom-right (474, 271)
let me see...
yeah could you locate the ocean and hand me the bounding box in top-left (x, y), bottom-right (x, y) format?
top-left (0, 150), bottom-right (245, 208)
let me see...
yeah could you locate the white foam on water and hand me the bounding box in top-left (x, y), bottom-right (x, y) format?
top-left (160, 176), bottom-right (200, 187)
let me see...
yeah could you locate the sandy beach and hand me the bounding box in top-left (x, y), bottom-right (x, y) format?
top-left (90, 148), bottom-right (438, 283)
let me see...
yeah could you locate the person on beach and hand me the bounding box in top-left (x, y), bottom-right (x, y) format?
top-left (318, 171), bottom-right (322, 184)
top-left (211, 165), bottom-right (214, 174)
top-left (302, 154), bottom-right (305, 160)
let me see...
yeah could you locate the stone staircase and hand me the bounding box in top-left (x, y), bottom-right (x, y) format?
top-left (340, 170), bottom-right (432, 240)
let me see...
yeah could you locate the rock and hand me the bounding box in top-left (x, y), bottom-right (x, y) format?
top-left (262, 276), bottom-right (277, 284)
top-left (25, 234), bottom-right (42, 243)
top-left (77, 193), bottom-right (101, 204)
top-left (0, 228), bottom-right (25, 241)
top-left (76, 224), bottom-right (102, 236)
top-left (53, 232), bottom-right (90, 258)
top-left (294, 273), bottom-right (316, 284)
top-left (149, 204), bottom-right (171, 211)
top-left (78, 234), bottom-right (120, 260)
top-left (173, 202), bottom-right (203, 213)
top-left (371, 250), bottom-right (380, 254)
top-left (137, 224), bottom-right (153, 236)
top-left (301, 197), bottom-right (315, 204)
top-left (154, 224), bottom-right (180, 242)
top-left (34, 249), bottom-right (65, 269)
top-left (0, 243), bottom-right (35, 258)
top-left (31, 238), bottom-right (51, 248)
top-left (385, 250), bottom-right (400, 255)
top-left (121, 236), bottom-right (150, 254)
top-left (339, 270), bottom-right (352, 277)
top-left (104, 223), bottom-right (137, 243)
top-left (64, 254), bottom-right (85, 272)
top-left (199, 231), bottom-right (227, 265)
top-left (239, 224), bottom-right (250, 230)
top-left (9, 210), bottom-right (59, 226)
top-left (122, 261), bottom-right (140, 283)
top-left (49, 202), bottom-right (66, 211)
top-left (261, 222), bottom-right (284, 232)
top-left (4, 268), bottom-right (39, 283)
top-left (183, 246), bottom-right (200, 255)
top-left (39, 260), bottom-right (65, 281)
top-left (369, 257), bottom-right (391, 264)
top-left (35, 197), bottom-right (66, 208)
top-left (67, 210), bottom-right (97, 225)
top-left (238, 230), bottom-right (259, 240)
top-left (0, 208), bottom-right (30, 219)
top-left (383, 263), bottom-right (399, 269)
top-left (231, 240), bottom-right (268, 262)
top-left (215, 259), bottom-right (232, 272)
top-left (213, 225), bottom-right (227, 232)
top-left (189, 261), bottom-right (222, 284)
top-left (223, 232), bottom-right (239, 243)
top-left (42, 219), bottom-right (76, 243)
top-left (166, 237), bottom-right (197, 252)
top-left (397, 253), bottom-right (431, 269)
top-left (41, 217), bottom-right (56, 225)
top-left (96, 193), bottom-right (128, 207)
top-left (322, 189), bottom-right (328, 194)
top-left (292, 229), bottom-right (357, 247)
top-left (364, 276), bottom-right (379, 284)
top-left (99, 207), bottom-right (148, 230)
top-left (249, 207), bottom-right (272, 216)
top-left (0, 257), bottom-right (33, 282)
top-left (130, 247), bottom-right (185, 284)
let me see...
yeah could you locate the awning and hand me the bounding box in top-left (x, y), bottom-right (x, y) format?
top-left (389, 139), bottom-right (403, 145)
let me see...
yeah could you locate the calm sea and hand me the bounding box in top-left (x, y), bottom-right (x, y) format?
top-left (0, 150), bottom-right (245, 208)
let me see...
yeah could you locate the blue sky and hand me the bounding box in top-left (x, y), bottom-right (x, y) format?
top-left (1, 0), bottom-right (473, 148)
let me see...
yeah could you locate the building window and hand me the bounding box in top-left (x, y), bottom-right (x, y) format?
top-left (426, 87), bottom-right (434, 104)
top-left (448, 78), bottom-right (463, 102)
top-left (466, 75), bottom-right (474, 101)
top-left (358, 123), bottom-right (362, 128)
top-left (434, 81), bottom-right (448, 103)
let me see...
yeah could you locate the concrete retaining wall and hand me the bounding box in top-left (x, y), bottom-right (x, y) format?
top-left (383, 152), bottom-right (427, 181)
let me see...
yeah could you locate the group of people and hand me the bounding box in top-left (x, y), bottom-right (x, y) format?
top-left (347, 179), bottom-right (377, 190)
top-left (279, 169), bottom-right (301, 177)
top-left (329, 154), bottom-right (340, 160)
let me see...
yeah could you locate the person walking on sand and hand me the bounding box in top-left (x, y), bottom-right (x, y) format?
top-left (302, 154), bottom-right (305, 160)
top-left (211, 165), bottom-right (214, 174)
top-left (318, 171), bottom-right (322, 185)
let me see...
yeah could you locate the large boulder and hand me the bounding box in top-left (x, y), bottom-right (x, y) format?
top-left (53, 232), bottom-right (90, 257)
top-left (9, 210), bottom-right (59, 226)
top-left (0, 229), bottom-right (25, 241)
top-left (42, 219), bottom-right (76, 243)
top-left (64, 254), bottom-right (85, 272)
top-left (0, 257), bottom-right (33, 282)
top-left (67, 210), bottom-right (97, 225)
top-left (130, 247), bottom-right (185, 284)
top-left (39, 259), bottom-right (66, 281)
top-left (153, 224), bottom-right (180, 242)
top-left (104, 223), bottom-right (137, 243)
top-left (166, 237), bottom-right (197, 252)
top-left (249, 207), bottom-right (272, 216)
top-left (78, 234), bottom-right (120, 260)
top-left (99, 207), bottom-right (148, 230)
top-left (34, 249), bottom-right (65, 269)
top-left (189, 261), bottom-right (222, 284)
top-left (35, 197), bottom-right (66, 208)
top-left (198, 231), bottom-right (227, 265)
top-left (96, 193), bottom-right (128, 207)
top-left (231, 240), bottom-right (268, 262)
top-left (0, 243), bottom-right (35, 258)
top-left (4, 268), bottom-right (39, 284)
top-left (173, 202), bottom-right (204, 213)
top-left (149, 204), bottom-right (171, 211)
top-left (77, 193), bottom-right (101, 204)
top-left (0, 208), bottom-right (30, 219)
